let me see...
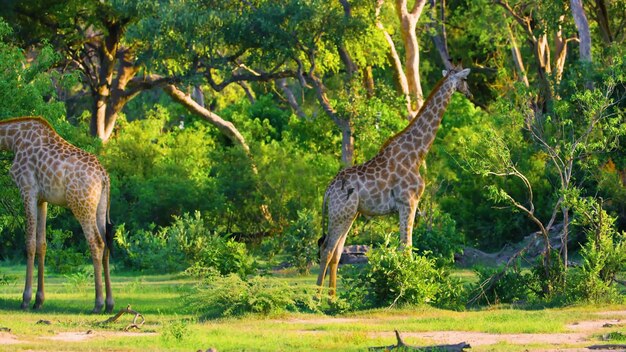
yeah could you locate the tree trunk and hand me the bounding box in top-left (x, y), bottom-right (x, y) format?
top-left (571, 0), bottom-right (593, 62)
top-left (592, 0), bottom-right (613, 44)
top-left (506, 21), bottom-right (530, 87)
top-left (395, 0), bottom-right (427, 116)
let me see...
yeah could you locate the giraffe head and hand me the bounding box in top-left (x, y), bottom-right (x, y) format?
top-left (442, 68), bottom-right (472, 99)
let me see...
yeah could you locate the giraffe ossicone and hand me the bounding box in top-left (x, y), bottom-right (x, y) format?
top-left (0, 117), bottom-right (114, 313)
top-left (317, 68), bottom-right (472, 296)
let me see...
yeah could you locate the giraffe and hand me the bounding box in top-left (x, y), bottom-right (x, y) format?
top-left (0, 117), bottom-right (114, 313)
top-left (318, 68), bottom-right (471, 296)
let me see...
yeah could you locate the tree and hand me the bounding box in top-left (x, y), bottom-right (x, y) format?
top-left (461, 71), bottom-right (626, 293)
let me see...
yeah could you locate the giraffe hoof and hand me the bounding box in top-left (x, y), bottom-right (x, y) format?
top-left (20, 302), bottom-right (29, 311)
top-left (105, 303), bottom-right (114, 314)
top-left (33, 303), bottom-right (43, 310)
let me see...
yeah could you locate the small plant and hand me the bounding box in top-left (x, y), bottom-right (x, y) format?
top-left (412, 204), bottom-right (464, 266)
top-left (602, 331), bottom-right (626, 341)
top-left (0, 271), bottom-right (17, 286)
top-left (161, 315), bottom-right (189, 343)
top-left (64, 267), bottom-right (93, 294)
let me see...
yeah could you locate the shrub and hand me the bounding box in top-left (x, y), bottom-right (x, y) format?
top-left (340, 234), bottom-right (466, 310)
top-left (412, 203), bottom-right (464, 266)
top-left (115, 223), bottom-right (186, 272)
top-left (115, 212), bottom-right (256, 276)
top-left (184, 268), bottom-right (319, 319)
top-left (283, 209), bottom-right (319, 275)
top-left (471, 264), bottom-right (539, 306)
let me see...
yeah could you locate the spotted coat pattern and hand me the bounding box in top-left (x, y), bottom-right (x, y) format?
top-left (317, 69), bottom-right (472, 295)
top-left (0, 117), bottom-right (114, 313)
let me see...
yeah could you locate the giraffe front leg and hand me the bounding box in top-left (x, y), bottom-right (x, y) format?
top-left (398, 200), bottom-right (418, 250)
top-left (34, 202), bottom-right (48, 310)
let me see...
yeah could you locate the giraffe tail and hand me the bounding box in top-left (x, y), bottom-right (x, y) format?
top-left (104, 175), bottom-right (114, 256)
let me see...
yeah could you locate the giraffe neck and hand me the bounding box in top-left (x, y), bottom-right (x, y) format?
top-left (407, 79), bottom-right (455, 154)
top-left (380, 77), bottom-right (456, 164)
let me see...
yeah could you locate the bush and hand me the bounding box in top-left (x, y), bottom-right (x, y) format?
top-left (283, 209), bottom-right (319, 275)
top-left (471, 264), bottom-right (539, 306)
top-left (412, 203), bottom-right (464, 266)
top-left (115, 223), bottom-right (185, 272)
top-left (340, 235), bottom-right (466, 310)
top-left (557, 197), bottom-right (626, 304)
top-left (115, 212), bottom-right (256, 276)
top-left (184, 268), bottom-right (319, 319)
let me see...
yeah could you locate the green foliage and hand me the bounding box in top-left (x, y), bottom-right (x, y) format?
top-left (161, 316), bottom-right (189, 343)
top-left (114, 223), bottom-right (185, 273)
top-left (184, 268), bottom-right (319, 319)
top-left (562, 197), bottom-right (626, 304)
top-left (471, 265), bottom-right (539, 306)
top-left (340, 235), bottom-right (466, 310)
top-left (103, 107), bottom-right (216, 230)
top-left (63, 267), bottom-right (93, 295)
top-left (115, 212), bottom-right (256, 277)
top-left (283, 209), bottom-right (319, 275)
top-left (0, 271), bottom-right (17, 286)
top-left (0, 18), bottom-right (84, 259)
top-left (46, 228), bottom-right (89, 274)
top-left (412, 200), bottom-right (464, 266)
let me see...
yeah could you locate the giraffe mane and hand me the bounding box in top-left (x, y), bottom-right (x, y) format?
top-left (0, 116), bottom-right (57, 132)
top-left (379, 72), bottom-right (450, 152)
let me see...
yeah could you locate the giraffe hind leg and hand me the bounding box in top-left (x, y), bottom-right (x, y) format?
top-left (33, 202), bottom-right (48, 310)
top-left (317, 213), bottom-right (356, 297)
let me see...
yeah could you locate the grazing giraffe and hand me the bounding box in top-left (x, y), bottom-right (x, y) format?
top-left (318, 68), bottom-right (472, 296)
top-left (0, 117), bottom-right (114, 313)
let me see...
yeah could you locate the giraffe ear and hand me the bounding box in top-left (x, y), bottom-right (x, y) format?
top-left (457, 68), bottom-right (471, 78)
top-left (442, 70), bottom-right (448, 77)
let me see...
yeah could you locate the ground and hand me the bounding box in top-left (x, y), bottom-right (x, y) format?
top-left (1, 265), bottom-right (626, 351)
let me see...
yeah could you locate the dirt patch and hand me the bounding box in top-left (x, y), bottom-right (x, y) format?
top-left (0, 331), bottom-right (20, 345)
top-left (567, 319), bottom-right (622, 331)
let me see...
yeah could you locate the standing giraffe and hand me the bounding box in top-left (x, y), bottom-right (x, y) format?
top-left (318, 68), bottom-right (471, 296)
top-left (0, 117), bottom-right (114, 313)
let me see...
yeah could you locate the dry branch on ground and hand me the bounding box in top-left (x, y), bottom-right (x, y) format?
top-left (100, 304), bottom-right (145, 331)
top-left (369, 330), bottom-right (471, 351)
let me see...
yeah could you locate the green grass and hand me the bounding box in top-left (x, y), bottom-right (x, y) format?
top-left (1, 264), bottom-right (625, 351)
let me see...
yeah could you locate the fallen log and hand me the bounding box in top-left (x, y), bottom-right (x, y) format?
top-left (588, 344), bottom-right (626, 350)
top-left (369, 330), bottom-right (471, 351)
